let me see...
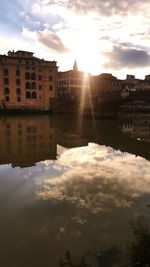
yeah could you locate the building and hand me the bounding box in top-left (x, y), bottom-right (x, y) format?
top-left (136, 75), bottom-right (150, 92)
top-left (0, 50), bottom-right (58, 111)
top-left (57, 61), bottom-right (90, 99)
top-left (91, 73), bottom-right (121, 95)
top-left (121, 75), bottom-right (140, 92)
top-left (121, 74), bottom-right (150, 92)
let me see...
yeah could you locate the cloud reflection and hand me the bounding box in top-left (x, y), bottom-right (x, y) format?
top-left (36, 144), bottom-right (150, 213)
top-left (1, 143), bottom-right (150, 265)
top-left (0, 143), bottom-right (150, 213)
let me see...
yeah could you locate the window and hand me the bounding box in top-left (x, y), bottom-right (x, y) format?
top-left (26, 82), bottom-right (30, 89)
top-left (25, 72), bottom-right (30, 79)
top-left (4, 77), bottom-right (9, 85)
top-left (17, 96), bottom-right (21, 102)
top-left (49, 75), bottom-right (53, 81)
top-left (31, 73), bottom-right (36, 80)
top-left (49, 85), bottom-right (53, 91)
top-left (5, 96), bottom-right (9, 102)
top-left (18, 139), bottom-right (22, 145)
top-left (18, 129), bottom-right (22, 136)
top-left (32, 91), bottom-right (36, 99)
top-left (16, 79), bottom-right (21, 86)
top-left (4, 87), bottom-right (9, 94)
top-left (26, 91), bottom-right (31, 99)
top-left (4, 69), bottom-right (9, 75)
top-left (16, 69), bottom-right (20, 76)
top-left (6, 123), bottom-right (10, 128)
top-left (31, 82), bottom-right (36, 89)
top-left (16, 88), bottom-right (21, 95)
top-left (38, 74), bottom-right (42, 81)
top-left (6, 130), bottom-right (11, 137)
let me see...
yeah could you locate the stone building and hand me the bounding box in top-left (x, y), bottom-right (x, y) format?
top-left (91, 73), bottom-right (121, 95)
top-left (121, 75), bottom-right (140, 92)
top-left (0, 50), bottom-right (58, 111)
top-left (136, 75), bottom-right (150, 92)
top-left (121, 74), bottom-right (150, 93)
top-left (57, 61), bottom-right (90, 99)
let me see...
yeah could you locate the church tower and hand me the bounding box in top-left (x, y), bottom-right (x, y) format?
top-left (73, 60), bottom-right (78, 71)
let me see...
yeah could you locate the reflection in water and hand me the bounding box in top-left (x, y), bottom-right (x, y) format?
top-left (119, 112), bottom-right (150, 143)
top-left (0, 116), bottom-right (57, 167)
top-left (0, 114), bottom-right (150, 266)
top-left (0, 144), bottom-right (150, 266)
top-left (0, 114), bottom-right (150, 167)
top-left (38, 144), bottom-right (150, 211)
top-left (58, 130), bottom-right (88, 148)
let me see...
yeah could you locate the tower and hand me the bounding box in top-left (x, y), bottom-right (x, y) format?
top-left (73, 60), bottom-right (78, 71)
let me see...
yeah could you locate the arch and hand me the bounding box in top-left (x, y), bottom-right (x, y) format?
top-left (26, 82), bottom-right (30, 89)
top-left (31, 73), bottom-right (36, 80)
top-left (16, 79), bottom-right (21, 85)
top-left (26, 91), bottom-right (31, 99)
top-left (4, 69), bottom-right (9, 75)
top-left (16, 88), bottom-right (21, 95)
top-left (4, 87), bottom-right (9, 94)
top-left (4, 77), bottom-right (9, 85)
top-left (31, 82), bottom-right (36, 89)
top-left (25, 72), bottom-right (30, 80)
top-left (32, 91), bottom-right (36, 99)
top-left (16, 69), bottom-right (20, 76)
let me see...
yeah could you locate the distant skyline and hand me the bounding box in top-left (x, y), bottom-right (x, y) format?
top-left (1, 0), bottom-right (150, 78)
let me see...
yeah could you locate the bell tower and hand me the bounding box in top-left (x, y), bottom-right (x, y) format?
top-left (73, 60), bottom-right (78, 71)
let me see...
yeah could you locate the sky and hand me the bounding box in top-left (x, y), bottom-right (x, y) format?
top-left (1, 0), bottom-right (150, 78)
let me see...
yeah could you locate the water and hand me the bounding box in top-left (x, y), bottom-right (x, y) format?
top-left (0, 113), bottom-right (150, 266)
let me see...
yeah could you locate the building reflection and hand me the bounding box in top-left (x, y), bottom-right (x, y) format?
top-left (1, 113), bottom-right (150, 168)
top-left (119, 112), bottom-right (150, 143)
top-left (56, 115), bottom-right (88, 148)
top-left (0, 116), bottom-right (57, 167)
top-left (58, 130), bottom-right (88, 148)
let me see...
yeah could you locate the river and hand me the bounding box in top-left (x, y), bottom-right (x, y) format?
top-left (0, 113), bottom-right (150, 266)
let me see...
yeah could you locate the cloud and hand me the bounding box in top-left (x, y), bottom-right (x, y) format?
top-left (103, 45), bottom-right (150, 70)
top-left (44, 0), bottom-right (150, 16)
top-left (37, 29), bottom-right (70, 53)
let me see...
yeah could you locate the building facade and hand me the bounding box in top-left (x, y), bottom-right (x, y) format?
top-left (121, 74), bottom-right (150, 92)
top-left (0, 50), bottom-right (58, 111)
top-left (136, 75), bottom-right (150, 92)
top-left (57, 61), bottom-right (90, 99)
top-left (91, 73), bottom-right (121, 95)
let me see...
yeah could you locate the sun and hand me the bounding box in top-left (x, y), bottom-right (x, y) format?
top-left (77, 51), bottom-right (106, 75)
top-left (71, 34), bottom-right (106, 75)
